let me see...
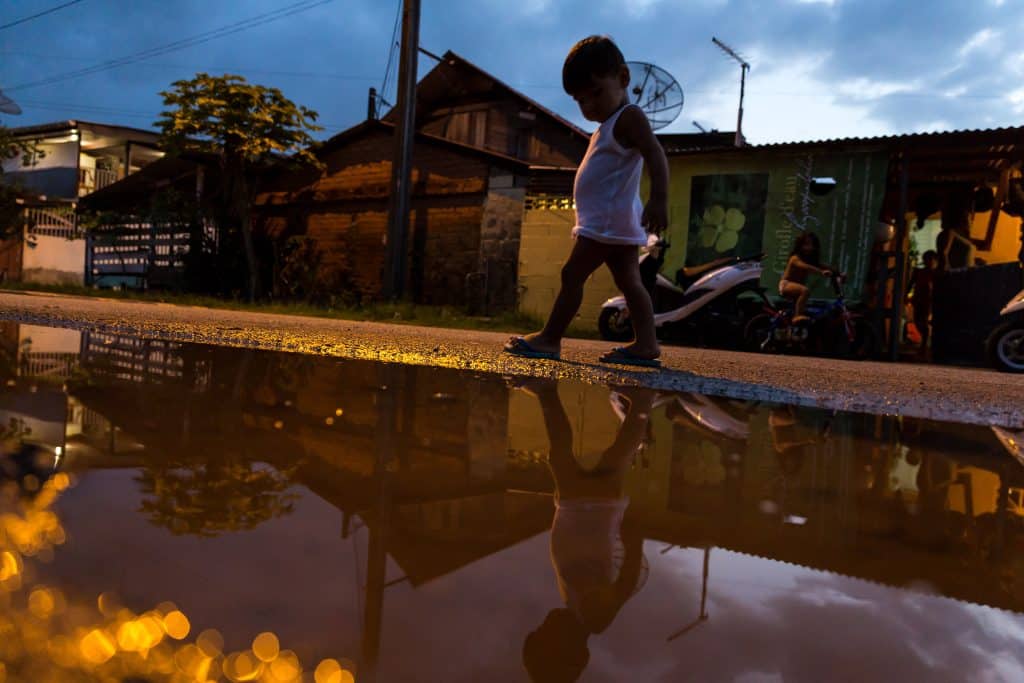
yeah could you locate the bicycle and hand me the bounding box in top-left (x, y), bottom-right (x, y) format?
top-left (743, 273), bottom-right (880, 360)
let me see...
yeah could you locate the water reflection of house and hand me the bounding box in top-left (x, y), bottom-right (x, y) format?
top-left (6, 324), bottom-right (1023, 615)
top-left (62, 343), bottom-right (554, 555)
top-left (80, 331), bottom-right (187, 384)
top-left (15, 324), bottom-right (82, 379)
top-left (505, 387), bottom-right (1024, 613)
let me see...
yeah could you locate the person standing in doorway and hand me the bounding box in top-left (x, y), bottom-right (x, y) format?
top-left (908, 250), bottom-right (939, 359)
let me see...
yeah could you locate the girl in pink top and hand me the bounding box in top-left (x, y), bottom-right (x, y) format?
top-left (505, 35), bottom-right (670, 368)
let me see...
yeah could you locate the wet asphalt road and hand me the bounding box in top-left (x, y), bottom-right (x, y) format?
top-left (0, 290), bottom-right (1021, 428)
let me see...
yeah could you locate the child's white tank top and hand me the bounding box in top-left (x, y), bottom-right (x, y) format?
top-left (572, 103), bottom-right (647, 246)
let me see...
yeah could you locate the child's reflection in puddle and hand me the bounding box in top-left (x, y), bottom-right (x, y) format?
top-left (514, 378), bottom-right (652, 683)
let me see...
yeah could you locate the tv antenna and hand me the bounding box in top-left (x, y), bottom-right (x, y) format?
top-left (692, 121), bottom-right (708, 133)
top-left (712, 37), bottom-right (749, 147)
top-left (625, 61), bottom-right (684, 131)
top-left (0, 88), bottom-right (22, 115)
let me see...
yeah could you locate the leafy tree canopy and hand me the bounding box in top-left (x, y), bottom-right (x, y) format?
top-left (156, 73), bottom-right (321, 167)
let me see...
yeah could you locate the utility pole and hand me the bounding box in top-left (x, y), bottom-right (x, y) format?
top-left (712, 37), bottom-right (750, 147)
top-left (382, 0), bottom-right (421, 300)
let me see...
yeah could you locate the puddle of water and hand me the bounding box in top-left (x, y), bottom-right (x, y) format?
top-left (1, 321), bottom-right (1023, 682)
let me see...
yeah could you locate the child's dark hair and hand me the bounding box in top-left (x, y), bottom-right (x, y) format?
top-left (791, 232), bottom-right (822, 264)
top-left (563, 36), bottom-right (626, 94)
top-left (922, 250), bottom-right (939, 265)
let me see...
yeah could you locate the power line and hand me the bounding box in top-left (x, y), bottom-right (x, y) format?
top-left (0, 0), bottom-right (86, 31)
top-left (379, 0), bottom-right (403, 106)
top-left (1, 52), bottom-right (379, 81)
top-left (15, 97), bottom-right (351, 132)
top-left (5, 0), bottom-right (335, 93)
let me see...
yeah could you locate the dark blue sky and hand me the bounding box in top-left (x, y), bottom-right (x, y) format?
top-left (1, 0), bottom-right (1022, 143)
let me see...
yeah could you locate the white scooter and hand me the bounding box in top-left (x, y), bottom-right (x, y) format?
top-left (598, 235), bottom-right (765, 348)
top-left (987, 287), bottom-right (1024, 373)
top-left (609, 390), bottom-right (751, 442)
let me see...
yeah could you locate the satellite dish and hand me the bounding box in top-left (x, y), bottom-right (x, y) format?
top-left (626, 61), bottom-right (683, 131)
top-left (0, 89), bottom-right (22, 115)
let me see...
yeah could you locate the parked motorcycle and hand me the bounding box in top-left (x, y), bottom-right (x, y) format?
top-left (743, 273), bottom-right (880, 360)
top-left (598, 236), bottom-right (765, 348)
top-left (986, 287), bottom-right (1024, 373)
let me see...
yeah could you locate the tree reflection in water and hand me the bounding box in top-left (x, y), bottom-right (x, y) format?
top-left (136, 459), bottom-right (300, 537)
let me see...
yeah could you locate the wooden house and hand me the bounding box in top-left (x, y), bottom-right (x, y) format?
top-left (254, 51), bottom-right (589, 310)
top-left (383, 50), bottom-right (588, 167)
top-left (255, 120), bottom-right (536, 309)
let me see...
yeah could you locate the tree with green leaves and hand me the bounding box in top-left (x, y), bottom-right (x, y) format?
top-left (156, 73), bottom-right (322, 301)
top-left (0, 125), bottom-right (38, 170)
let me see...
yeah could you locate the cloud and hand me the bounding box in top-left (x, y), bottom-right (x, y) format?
top-left (836, 77), bottom-right (921, 101)
top-left (622, 0), bottom-right (668, 17)
top-left (959, 28), bottom-right (1001, 57)
top-left (687, 51), bottom-right (891, 143)
top-left (1009, 88), bottom-right (1024, 114)
top-left (3, 0), bottom-right (1024, 142)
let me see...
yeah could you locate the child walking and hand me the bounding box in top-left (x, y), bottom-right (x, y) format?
top-left (505, 35), bottom-right (669, 368)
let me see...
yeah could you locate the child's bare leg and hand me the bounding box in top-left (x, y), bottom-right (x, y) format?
top-left (781, 282), bottom-right (810, 320)
top-left (795, 285), bottom-right (810, 319)
top-left (605, 245), bottom-right (660, 358)
top-left (600, 386), bottom-right (657, 468)
top-left (521, 237), bottom-right (607, 353)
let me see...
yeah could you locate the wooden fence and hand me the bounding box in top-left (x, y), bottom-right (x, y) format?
top-left (87, 221), bottom-right (192, 289)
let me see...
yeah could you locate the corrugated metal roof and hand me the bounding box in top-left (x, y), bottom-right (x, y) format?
top-left (751, 125), bottom-right (1024, 149)
top-left (8, 119), bottom-right (160, 141)
top-left (664, 125), bottom-right (1024, 155)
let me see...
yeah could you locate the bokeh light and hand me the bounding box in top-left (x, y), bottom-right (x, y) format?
top-left (0, 475), bottom-right (358, 681)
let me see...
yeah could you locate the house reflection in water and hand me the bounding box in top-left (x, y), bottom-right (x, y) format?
top-left (0, 320), bottom-right (1023, 680)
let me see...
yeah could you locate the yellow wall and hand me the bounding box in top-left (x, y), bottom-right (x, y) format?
top-left (505, 383), bottom-right (673, 512)
top-left (507, 382), bottom-right (621, 470)
top-left (518, 147), bottom-right (890, 319)
top-left (659, 153), bottom-right (786, 280)
top-left (517, 207), bottom-right (620, 327)
top-left (970, 210), bottom-right (1023, 265)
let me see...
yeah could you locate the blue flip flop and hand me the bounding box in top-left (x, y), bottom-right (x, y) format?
top-left (599, 347), bottom-right (662, 368)
top-left (504, 336), bottom-right (561, 360)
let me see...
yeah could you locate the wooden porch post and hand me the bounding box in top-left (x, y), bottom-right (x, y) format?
top-left (888, 153), bottom-right (910, 361)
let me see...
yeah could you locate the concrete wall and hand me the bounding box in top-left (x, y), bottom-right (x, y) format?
top-left (22, 234), bottom-right (85, 285)
top-left (476, 172), bottom-right (526, 313)
top-left (517, 205), bottom-right (620, 328)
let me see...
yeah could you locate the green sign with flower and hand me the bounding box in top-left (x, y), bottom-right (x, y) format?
top-left (686, 173), bottom-right (770, 267)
